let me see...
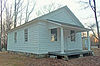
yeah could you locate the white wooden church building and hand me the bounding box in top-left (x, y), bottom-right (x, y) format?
top-left (7, 6), bottom-right (91, 54)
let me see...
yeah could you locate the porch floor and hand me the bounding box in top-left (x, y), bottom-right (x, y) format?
top-left (48, 50), bottom-right (93, 56)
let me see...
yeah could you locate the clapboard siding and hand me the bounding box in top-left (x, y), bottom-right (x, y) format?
top-left (38, 22), bottom-right (61, 54)
top-left (7, 22), bottom-right (39, 54)
top-left (37, 22), bottom-right (83, 54)
top-left (7, 21), bottom-right (83, 54)
top-left (64, 30), bottom-right (82, 50)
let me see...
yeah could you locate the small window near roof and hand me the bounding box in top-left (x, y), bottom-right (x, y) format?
top-left (70, 30), bottom-right (75, 41)
top-left (51, 28), bottom-right (57, 41)
top-left (24, 29), bottom-right (28, 42)
top-left (14, 32), bottom-right (17, 43)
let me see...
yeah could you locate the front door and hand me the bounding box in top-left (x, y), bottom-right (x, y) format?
top-left (64, 30), bottom-right (69, 51)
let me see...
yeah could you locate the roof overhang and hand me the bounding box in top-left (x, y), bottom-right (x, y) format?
top-left (62, 25), bottom-right (91, 32)
top-left (7, 19), bottom-right (41, 33)
top-left (46, 19), bottom-right (91, 32)
top-left (7, 19), bottom-right (91, 33)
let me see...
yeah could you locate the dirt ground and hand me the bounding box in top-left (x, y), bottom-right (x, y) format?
top-left (0, 48), bottom-right (100, 66)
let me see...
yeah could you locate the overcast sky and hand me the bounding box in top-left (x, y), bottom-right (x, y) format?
top-left (4, 0), bottom-right (100, 29)
top-left (35, 0), bottom-right (100, 27)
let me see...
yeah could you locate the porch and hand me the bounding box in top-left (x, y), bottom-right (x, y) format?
top-left (49, 27), bottom-right (92, 59)
top-left (48, 50), bottom-right (93, 57)
top-left (60, 26), bottom-right (91, 53)
top-left (48, 19), bottom-right (91, 53)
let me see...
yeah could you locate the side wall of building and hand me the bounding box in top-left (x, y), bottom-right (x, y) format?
top-left (7, 21), bottom-right (83, 54)
top-left (7, 22), bottom-right (39, 54)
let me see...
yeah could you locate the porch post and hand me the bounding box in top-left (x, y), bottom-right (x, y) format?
top-left (60, 27), bottom-right (64, 53)
top-left (87, 31), bottom-right (91, 51)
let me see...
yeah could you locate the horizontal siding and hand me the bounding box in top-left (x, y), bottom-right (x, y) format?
top-left (38, 22), bottom-right (82, 54)
top-left (7, 21), bottom-right (83, 54)
top-left (64, 30), bottom-right (82, 50)
top-left (38, 22), bottom-right (61, 54)
top-left (7, 22), bottom-right (39, 54)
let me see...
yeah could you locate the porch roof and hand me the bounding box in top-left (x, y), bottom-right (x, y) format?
top-left (47, 19), bottom-right (91, 32)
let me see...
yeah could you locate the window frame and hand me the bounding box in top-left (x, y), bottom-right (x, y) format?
top-left (14, 32), bottom-right (17, 43)
top-left (51, 28), bottom-right (57, 42)
top-left (24, 29), bottom-right (28, 42)
top-left (70, 30), bottom-right (75, 41)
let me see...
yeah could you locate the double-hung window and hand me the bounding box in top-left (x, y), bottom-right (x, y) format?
top-left (70, 30), bottom-right (75, 41)
top-left (51, 28), bottom-right (57, 41)
top-left (14, 32), bottom-right (17, 43)
top-left (24, 29), bottom-right (28, 42)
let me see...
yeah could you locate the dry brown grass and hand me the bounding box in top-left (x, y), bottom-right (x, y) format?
top-left (0, 48), bottom-right (100, 66)
top-left (0, 52), bottom-right (28, 66)
top-left (92, 48), bottom-right (100, 56)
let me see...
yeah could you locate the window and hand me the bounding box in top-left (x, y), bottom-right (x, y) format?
top-left (24, 29), bottom-right (28, 42)
top-left (70, 30), bottom-right (75, 41)
top-left (14, 32), bottom-right (17, 43)
top-left (51, 28), bottom-right (57, 41)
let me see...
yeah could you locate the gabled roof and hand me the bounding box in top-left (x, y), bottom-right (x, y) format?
top-left (8, 6), bottom-right (86, 32)
top-left (36, 6), bottom-right (84, 27)
top-left (47, 19), bottom-right (84, 28)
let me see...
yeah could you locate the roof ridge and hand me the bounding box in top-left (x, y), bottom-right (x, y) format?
top-left (35, 6), bottom-right (66, 20)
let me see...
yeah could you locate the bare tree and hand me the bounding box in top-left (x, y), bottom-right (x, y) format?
top-left (14, 0), bottom-right (24, 27)
top-left (25, 0), bottom-right (36, 22)
top-left (89, 0), bottom-right (100, 47)
top-left (2, 21), bottom-right (6, 49)
top-left (5, 5), bottom-right (13, 31)
top-left (87, 24), bottom-right (98, 39)
top-left (0, 0), bottom-right (3, 50)
top-left (0, 0), bottom-right (7, 50)
top-left (42, 3), bottom-right (61, 13)
top-left (36, 2), bottom-right (62, 17)
top-left (0, 3), bottom-right (14, 50)
top-left (19, 6), bottom-right (22, 25)
top-left (78, 0), bottom-right (100, 46)
top-left (78, 1), bottom-right (89, 9)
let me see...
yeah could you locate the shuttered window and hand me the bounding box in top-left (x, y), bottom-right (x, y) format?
top-left (24, 29), bottom-right (28, 42)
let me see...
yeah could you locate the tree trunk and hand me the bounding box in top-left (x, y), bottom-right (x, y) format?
top-left (0, 0), bottom-right (3, 50)
top-left (93, 0), bottom-right (100, 48)
top-left (14, 0), bottom-right (17, 28)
